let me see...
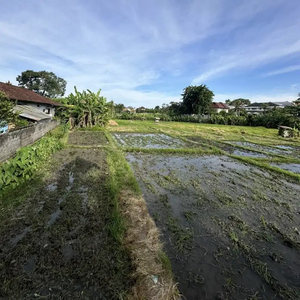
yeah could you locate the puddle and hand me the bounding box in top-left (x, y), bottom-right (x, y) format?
top-left (271, 163), bottom-right (300, 174)
top-left (126, 153), bottom-right (300, 300)
top-left (233, 149), bottom-right (269, 158)
top-left (24, 254), bottom-right (37, 273)
top-left (229, 141), bottom-right (284, 154)
top-left (112, 133), bottom-right (186, 149)
top-left (275, 145), bottom-right (294, 151)
top-left (10, 226), bottom-right (31, 245)
top-left (46, 182), bottom-right (57, 192)
top-left (47, 209), bottom-right (62, 226)
top-left (66, 172), bottom-right (75, 191)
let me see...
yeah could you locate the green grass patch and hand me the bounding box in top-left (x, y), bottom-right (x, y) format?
top-left (230, 155), bottom-right (300, 182)
top-left (122, 147), bottom-right (223, 155)
top-left (106, 148), bottom-right (141, 242)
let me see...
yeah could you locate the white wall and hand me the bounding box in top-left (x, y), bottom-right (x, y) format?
top-left (213, 108), bottom-right (229, 113)
top-left (21, 102), bottom-right (55, 117)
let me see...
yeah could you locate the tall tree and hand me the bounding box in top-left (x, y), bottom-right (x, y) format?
top-left (16, 70), bottom-right (67, 98)
top-left (181, 85), bottom-right (214, 115)
top-left (233, 99), bottom-right (244, 116)
top-left (229, 98), bottom-right (251, 106)
top-left (114, 103), bottom-right (125, 113)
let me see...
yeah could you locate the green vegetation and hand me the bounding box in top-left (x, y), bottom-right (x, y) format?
top-left (58, 87), bottom-right (110, 127)
top-left (16, 70), bottom-right (67, 98)
top-left (106, 148), bottom-right (141, 241)
top-left (0, 124), bottom-right (69, 192)
top-left (0, 91), bottom-right (24, 128)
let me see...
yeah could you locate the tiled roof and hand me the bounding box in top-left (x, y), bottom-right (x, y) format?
top-left (211, 102), bottom-right (229, 109)
top-left (0, 82), bottom-right (60, 106)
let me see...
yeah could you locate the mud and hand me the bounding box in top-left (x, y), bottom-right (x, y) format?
top-left (127, 153), bottom-right (300, 300)
top-left (112, 132), bottom-right (187, 148)
top-left (0, 148), bottom-right (134, 299)
top-left (186, 136), bottom-right (271, 158)
top-left (271, 163), bottom-right (300, 174)
top-left (228, 141), bottom-right (300, 158)
top-left (68, 131), bottom-right (108, 145)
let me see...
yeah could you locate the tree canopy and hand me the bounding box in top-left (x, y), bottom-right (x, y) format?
top-left (226, 98), bottom-right (251, 106)
top-left (181, 85), bottom-right (214, 115)
top-left (16, 70), bottom-right (67, 98)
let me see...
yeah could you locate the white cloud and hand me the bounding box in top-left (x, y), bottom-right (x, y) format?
top-left (214, 93), bottom-right (297, 103)
top-left (0, 0), bottom-right (299, 106)
top-left (263, 65), bottom-right (300, 77)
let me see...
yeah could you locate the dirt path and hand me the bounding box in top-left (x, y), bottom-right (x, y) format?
top-left (0, 147), bottom-right (134, 299)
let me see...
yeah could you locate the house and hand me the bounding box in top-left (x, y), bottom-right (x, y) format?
top-left (0, 82), bottom-right (60, 122)
top-left (136, 106), bottom-right (146, 113)
top-left (211, 102), bottom-right (229, 113)
top-left (122, 107), bottom-right (136, 113)
top-left (245, 102), bottom-right (294, 115)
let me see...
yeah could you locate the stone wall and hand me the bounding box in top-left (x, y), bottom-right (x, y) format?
top-left (0, 119), bottom-right (58, 162)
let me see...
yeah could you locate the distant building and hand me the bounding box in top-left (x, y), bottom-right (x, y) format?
top-left (245, 102), bottom-right (294, 115)
top-left (211, 102), bottom-right (229, 113)
top-left (0, 82), bottom-right (60, 122)
top-left (122, 107), bottom-right (136, 113)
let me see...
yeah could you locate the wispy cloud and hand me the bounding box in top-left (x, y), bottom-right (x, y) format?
top-left (0, 0), bottom-right (299, 106)
top-left (263, 65), bottom-right (300, 77)
top-left (214, 93), bottom-right (297, 103)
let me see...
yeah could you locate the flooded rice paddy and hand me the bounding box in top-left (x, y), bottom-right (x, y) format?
top-left (127, 153), bottom-right (300, 300)
top-left (112, 132), bottom-right (187, 148)
top-left (270, 163), bottom-right (300, 174)
top-left (228, 141), bottom-right (300, 157)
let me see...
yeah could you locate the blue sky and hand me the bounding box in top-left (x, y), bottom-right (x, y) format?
top-left (0, 0), bottom-right (300, 107)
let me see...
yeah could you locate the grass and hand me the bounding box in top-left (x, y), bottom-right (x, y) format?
top-left (111, 120), bottom-right (300, 146)
top-left (123, 146), bottom-right (223, 155)
top-left (230, 155), bottom-right (300, 182)
top-left (104, 134), bottom-right (179, 300)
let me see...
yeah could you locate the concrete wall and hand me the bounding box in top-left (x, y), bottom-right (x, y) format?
top-left (0, 119), bottom-right (58, 162)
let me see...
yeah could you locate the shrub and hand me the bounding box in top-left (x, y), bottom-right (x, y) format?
top-left (0, 124), bottom-right (69, 191)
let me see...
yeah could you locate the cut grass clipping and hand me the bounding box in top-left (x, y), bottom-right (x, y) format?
top-left (106, 148), bottom-right (179, 300)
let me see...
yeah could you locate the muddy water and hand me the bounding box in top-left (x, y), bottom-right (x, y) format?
top-left (228, 141), bottom-right (300, 158)
top-left (271, 163), bottom-right (300, 174)
top-left (112, 132), bottom-right (186, 148)
top-left (127, 153), bottom-right (300, 300)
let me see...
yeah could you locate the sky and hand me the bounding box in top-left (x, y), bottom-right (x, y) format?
top-left (0, 0), bottom-right (300, 107)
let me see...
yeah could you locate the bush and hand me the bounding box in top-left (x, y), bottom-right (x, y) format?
top-left (0, 124), bottom-right (69, 191)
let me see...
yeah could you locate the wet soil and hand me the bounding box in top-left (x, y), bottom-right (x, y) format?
top-left (126, 153), bottom-right (300, 300)
top-left (68, 131), bottom-right (108, 146)
top-left (228, 141), bottom-right (300, 157)
top-left (271, 163), bottom-right (300, 174)
top-left (112, 132), bottom-right (187, 149)
top-left (0, 148), bottom-right (134, 299)
top-left (186, 136), bottom-right (270, 158)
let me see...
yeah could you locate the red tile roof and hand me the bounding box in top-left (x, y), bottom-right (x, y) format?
top-left (0, 82), bottom-right (60, 106)
top-left (211, 102), bottom-right (229, 109)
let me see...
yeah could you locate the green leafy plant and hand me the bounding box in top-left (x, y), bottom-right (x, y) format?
top-left (0, 124), bottom-right (69, 191)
